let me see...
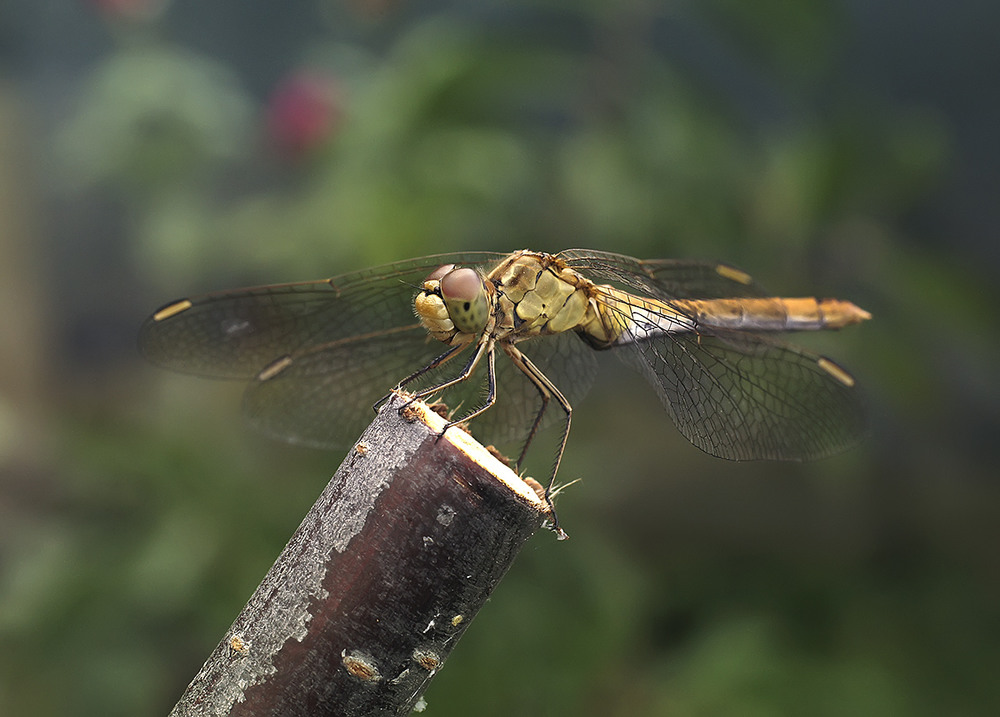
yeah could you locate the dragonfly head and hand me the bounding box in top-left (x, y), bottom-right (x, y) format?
top-left (416, 265), bottom-right (492, 341)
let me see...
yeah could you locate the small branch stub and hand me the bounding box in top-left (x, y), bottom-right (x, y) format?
top-left (168, 393), bottom-right (548, 716)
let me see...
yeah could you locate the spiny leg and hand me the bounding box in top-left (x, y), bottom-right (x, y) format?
top-left (441, 341), bottom-right (497, 433)
top-left (410, 338), bottom-right (489, 403)
top-left (502, 347), bottom-right (551, 471)
top-left (516, 391), bottom-right (550, 470)
top-left (505, 345), bottom-right (572, 535)
top-left (372, 342), bottom-right (469, 414)
top-left (395, 339), bottom-right (492, 435)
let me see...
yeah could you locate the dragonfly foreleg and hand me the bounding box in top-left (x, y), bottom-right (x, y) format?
top-left (441, 340), bottom-right (497, 432)
top-left (413, 340), bottom-right (493, 406)
top-left (372, 342), bottom-right (469, 414)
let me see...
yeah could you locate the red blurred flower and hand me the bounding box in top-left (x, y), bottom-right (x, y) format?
top-left (266, 71), bottom-right (344, 161)
top-left (88, 0), bottom-right (167, 22)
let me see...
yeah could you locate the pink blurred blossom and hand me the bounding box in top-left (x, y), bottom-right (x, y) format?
top-left (88, 0), bottom-right (168, 22)
top-left (266, 71), bottom-right (344, 161)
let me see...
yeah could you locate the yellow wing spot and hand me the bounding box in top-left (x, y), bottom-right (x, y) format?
top-left (818, 357), bottom-right (855, 387)
top-left (715, 264), bottom-right (753, 285)
top-left (257, 355), bottom-right (294, 381)
top-left (152, 299), bottom-right (193, 322)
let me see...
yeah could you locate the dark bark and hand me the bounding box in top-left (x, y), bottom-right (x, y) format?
top-left (168, 393), bottom-right (548, 716)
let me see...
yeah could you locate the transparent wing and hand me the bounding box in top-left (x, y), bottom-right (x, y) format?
top-left (561, 250), bottom-right (865, 460)
top-left (139, 252), bottom-right (507, 446)
top-left (641, 260), bottom-right (770, 299)
top-left (139, 252), bottom-right (505, 377)
top-left (559, 249), bottom-right (769, 299)
top-left (616, 325), bottom-right (865, 460)
top-left (241, 324), bottom-right (448, 447)
top-left (244, 325), bottom-right (598, 450)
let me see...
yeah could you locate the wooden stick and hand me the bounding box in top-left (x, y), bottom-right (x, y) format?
top-left (167, 393), bottom-right (549, 716)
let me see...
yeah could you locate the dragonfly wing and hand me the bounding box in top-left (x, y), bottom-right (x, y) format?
top-left (245, 321), bottom-right (599, 451)
top-left (616, 327), bottom-right (865, 460)
top-left (559, 249), bottom-right (769, 299)
top-left (139, 252), bottom-right (506, 379)
top-left (561, 250), bottom-right (865, 460)
top-left (242, 325), bottom-right (447, 448)
top-left (641, 260), bottom-right (770, 298)
top-left (140, 252), bottom-right (507, 446)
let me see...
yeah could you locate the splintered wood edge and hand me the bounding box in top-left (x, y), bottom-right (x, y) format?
top-left (396, 393), bottom-right (550, 514)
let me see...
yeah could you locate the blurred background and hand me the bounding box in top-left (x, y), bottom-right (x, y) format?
top-left (1, 1), bottom-right (998, 715)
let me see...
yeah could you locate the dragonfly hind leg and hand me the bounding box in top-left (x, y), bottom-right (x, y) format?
top-left (504, 345), bottom-right (572, 537)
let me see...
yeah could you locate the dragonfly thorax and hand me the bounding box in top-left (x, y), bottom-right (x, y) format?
top-left (415, 265), bottom-right (494, 345)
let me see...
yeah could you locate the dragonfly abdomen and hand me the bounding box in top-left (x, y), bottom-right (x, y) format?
top-left (585, 290), bottom-right (871, 348)
top-left (677, 297), bottom-right (871, 332)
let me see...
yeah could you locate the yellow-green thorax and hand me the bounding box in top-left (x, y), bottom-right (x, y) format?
top-left (489, 251), bottom-right (605, 341)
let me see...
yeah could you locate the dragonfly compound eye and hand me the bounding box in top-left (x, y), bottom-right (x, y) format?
top-left (425, 264), bottom-right (456, 283)
top-left (440, 267), bottom-right (490, 334)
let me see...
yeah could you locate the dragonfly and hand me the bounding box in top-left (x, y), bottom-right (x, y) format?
top-left (141, 249), bottom-right (870, 527)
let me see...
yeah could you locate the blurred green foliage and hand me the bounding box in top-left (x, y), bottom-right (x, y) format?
top-left (1, 1), bottom-right (998, 715)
